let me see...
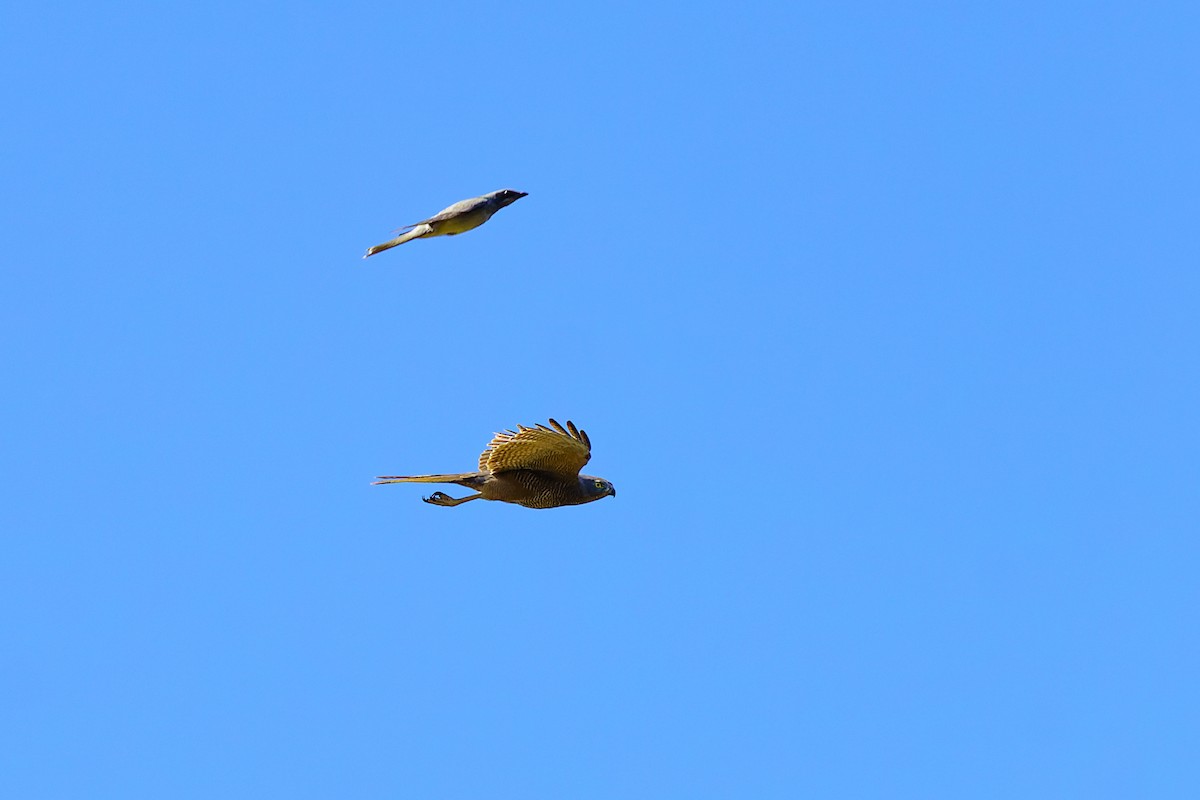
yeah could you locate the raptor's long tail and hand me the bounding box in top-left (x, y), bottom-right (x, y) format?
top-left (372, 472), bottom-right (481, 486)
top-left (363, 224), bottom-right (430, 258)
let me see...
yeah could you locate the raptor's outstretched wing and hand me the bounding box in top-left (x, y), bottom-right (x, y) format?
top-left (478, 419), bottom-right (592, 478)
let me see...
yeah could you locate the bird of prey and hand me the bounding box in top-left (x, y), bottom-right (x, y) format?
top-left (363, 188), bottom-right (528, 258)
top-left (373, 419), bottom-right (616, 509)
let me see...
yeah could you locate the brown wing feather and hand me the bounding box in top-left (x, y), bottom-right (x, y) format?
top-left (478, 418), bottom-right (592, 477)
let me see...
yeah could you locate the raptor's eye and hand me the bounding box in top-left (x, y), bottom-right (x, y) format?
top-left (594, 480), bottom-right (605, 489)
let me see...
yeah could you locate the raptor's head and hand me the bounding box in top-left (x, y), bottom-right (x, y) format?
top-left (486, 188), bottom-right (528, 208)
top-left (579, 475), bottom-right (616, 502)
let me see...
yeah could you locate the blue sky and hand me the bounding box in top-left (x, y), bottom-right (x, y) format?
top-left (2, 2), bottom-right (1198, 797)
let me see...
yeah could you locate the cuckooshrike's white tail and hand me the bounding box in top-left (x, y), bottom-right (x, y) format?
top-left (363, 224), bottom-right (430, 257)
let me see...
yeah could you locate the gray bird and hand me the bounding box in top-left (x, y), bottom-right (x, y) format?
top-left (373, 419), bottom-right (616, 509)
top-left (363, 188), bottom-right (528, 258)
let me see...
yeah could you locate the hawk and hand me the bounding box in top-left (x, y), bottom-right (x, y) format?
top-left (373, 419), bottom-right (616, 509)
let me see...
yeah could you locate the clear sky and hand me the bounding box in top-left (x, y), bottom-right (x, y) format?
top-left (3, 2), bottom-right (1198, 797)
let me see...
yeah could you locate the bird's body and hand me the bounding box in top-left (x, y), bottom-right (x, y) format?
top-left (374, 419), bottom-right (616, 509)
top-left (363, 189), bottom-right (527, 258)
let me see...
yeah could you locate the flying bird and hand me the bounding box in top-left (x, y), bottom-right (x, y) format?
top-left (373, 419), bottom-right (616, 509)
top-left (363, 188), bottom-right (528, 258)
